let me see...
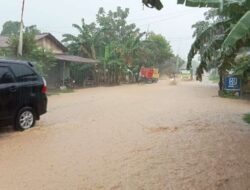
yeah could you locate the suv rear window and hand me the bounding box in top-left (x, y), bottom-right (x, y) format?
top-left (10, 64), bottom-right (38, 82)
top-left (0, 67), bottom-right (15, 84)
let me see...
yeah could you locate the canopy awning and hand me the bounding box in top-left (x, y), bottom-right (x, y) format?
top-left (55, 54), bottom-right (99, 64)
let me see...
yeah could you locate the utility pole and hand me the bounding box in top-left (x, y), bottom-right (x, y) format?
top-left (220, 0), bottom-right (224, 11)
top-left (104, 46), bottom-right (109, 84)
top-left (146, 24), bottom-right (150, 40)
top-left (18, 0), bottom-right (25, 56)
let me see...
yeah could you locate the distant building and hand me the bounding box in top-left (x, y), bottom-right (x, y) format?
top-left (0, 33), bottom-right (98, 88)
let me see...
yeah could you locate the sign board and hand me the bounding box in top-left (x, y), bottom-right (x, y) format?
top-left (224, 75), bottom-right (241, 91)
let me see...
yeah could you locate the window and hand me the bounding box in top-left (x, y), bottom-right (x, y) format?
top-left (0, 67), bottom-right (15, 84)
top-left (10, 64), bottom-right (38, 82)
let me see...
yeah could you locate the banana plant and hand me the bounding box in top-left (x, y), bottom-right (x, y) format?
top-left (142, 0), bottom-right (234, 10)
top-left (187, 19), bottom-right (230, 69)
top-left (146, 0), bottom-right (250, 80)
top-left (177, 0), bottom-right (246, 8)
top-left (222, 11), bottom-right (250, 52)
top-left (63, 19), bottom-right (102, 59)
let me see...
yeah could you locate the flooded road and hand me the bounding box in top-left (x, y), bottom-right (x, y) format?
top-left (0, 80), bottom-right (250, 190)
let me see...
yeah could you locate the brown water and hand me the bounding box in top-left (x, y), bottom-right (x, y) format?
top-left (0, 80), bottom-right (250, 190)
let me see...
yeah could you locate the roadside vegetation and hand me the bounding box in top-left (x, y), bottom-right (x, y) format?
top-left (62, 7), bottom-right (183, 85)
top-left (0, 21), bottom-right (56, 76)
top-left (142, 0), bottom-right (249, 99)
top-left (209, 70), bottom-right (220, 83)
top-left (243, 113), bottom-right (250, 124)
top-left (176, 0), bottom-right (250, 90)
top-left (0, 7), bottom-right (185, 86)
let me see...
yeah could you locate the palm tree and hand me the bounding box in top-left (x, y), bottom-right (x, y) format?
top-left (62, 19), bottom-right (102, 59)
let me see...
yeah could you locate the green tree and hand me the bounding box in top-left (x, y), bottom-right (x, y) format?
top-left (25, 25), bottom-right (41, 35)
top-left (7, 31), bottom-right (55, 76)
top-left (96, 7), bottom-right (146, 83)
top-left (147, 33), bottom-right (173, 65)
top-left (186, 0), bottom-right (250, 81)
top-left (64, 7), bottom-right (174, 85)
top-left (191, 21), bottom-right (209, 38)
top-left (62, 19), bottom-right (102, 59)
top-left (1, 21), bottom-right (20, 36)
top-left (1, 21), bottom-right (41, 36)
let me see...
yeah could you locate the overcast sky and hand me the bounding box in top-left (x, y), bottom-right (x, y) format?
top-left (0, 0), bottom-right (208, 59)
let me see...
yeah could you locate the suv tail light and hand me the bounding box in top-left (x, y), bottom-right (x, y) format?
top-left (42, 77), bottom-right (47, 94)
top-left (42, 85), bottom-right (47, 94)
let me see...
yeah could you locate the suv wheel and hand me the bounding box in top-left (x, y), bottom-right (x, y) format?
top-left (15, 107), bottom-right (36, 131)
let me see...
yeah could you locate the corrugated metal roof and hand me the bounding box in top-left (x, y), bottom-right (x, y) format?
top-left (0, 34), bottom-right (97, 64)
top-left (0, 33), bottom-right (67, 52)
top-left (35, 34), bottom-right (48, 41)
top-left (55, 54), bottom-right (99, 64)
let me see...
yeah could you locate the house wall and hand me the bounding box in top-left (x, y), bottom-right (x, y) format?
top-left (36, 38), bottom-right (64, 54)
top-left (35, 35), bottom-right (70, 88)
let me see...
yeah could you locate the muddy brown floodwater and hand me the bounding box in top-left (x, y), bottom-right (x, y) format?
top-left (0, 80), bottom-right (250, 190)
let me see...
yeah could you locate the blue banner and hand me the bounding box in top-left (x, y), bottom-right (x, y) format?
top-left (224, 75), bottom-right (241, 91)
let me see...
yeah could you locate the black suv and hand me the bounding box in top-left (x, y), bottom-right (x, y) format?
top-left (0, 60), bottom-right (47, 131)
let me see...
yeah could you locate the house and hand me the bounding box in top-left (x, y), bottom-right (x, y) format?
top-left (0, 33), bottom-right (98, 88)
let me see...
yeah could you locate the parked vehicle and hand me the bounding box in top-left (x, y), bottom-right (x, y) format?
top-left (180, 69), bottom-right (193, 81)
top-left (152, 68), bottom-right (160, 82)
top-left (0, 60), bottom-right (47, 131)
top-left (140, 67), bottom-right (159, 83)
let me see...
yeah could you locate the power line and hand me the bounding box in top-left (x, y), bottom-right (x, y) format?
top-left (137, 11), bottom-right (196, 27)
top-left (127, 9), bottom-right (194, 23)
top-left (36, 10), bottom-right (196, 32)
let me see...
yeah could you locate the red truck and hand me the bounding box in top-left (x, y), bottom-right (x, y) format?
top-left (139, 67), bottom-right (159, 83)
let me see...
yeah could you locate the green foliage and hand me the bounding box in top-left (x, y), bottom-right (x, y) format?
top-left (64, 7), bottom-right (174, 84)
top-left (134, 33), bottom-right (173, 69)
top-left (209, 70), bottom-right (220, 82)
top-left (187, 19), bottom-right (230, 72)
top-left (147, 33), bottom-right (173, 65)
top-left (29, 48), bottom-right (56, 76)
top-left (25, 25), bottom-right (41, 35)
top-left (70, 64), bottom-right (95, 85)
top-left (243, 113), bottom-right (250, 124)
top-left (192, 21), bottom-right (210, 38)
top-left (219, 90), bottom-right (241, 98)
top-left (8, 32), bottom-right (37, 56)
top-left (177, 0), bottom-right (221, 7)
top-left (1, 21), bottom-right (41, 36)
top-left (178, 0), bottom-right (246, 8)
top-left (222, 11), bottom-right (250, 52)
top-left (158, 55), bottom-right (186, 76)
top-left (233, 53), bottom-right (250, 85)
top-left (1, 21), bottom-right (20, 36)
top-left (186, 0), bottom-right (250, 81)
top-left (63, 19), bottom-right (101, 59)
top-left (6, 31), bottom-right (56, 76)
